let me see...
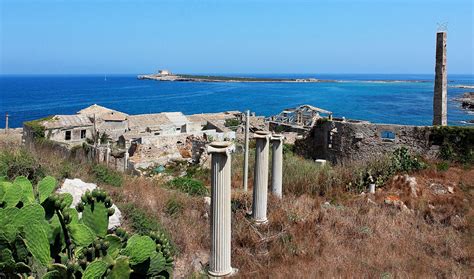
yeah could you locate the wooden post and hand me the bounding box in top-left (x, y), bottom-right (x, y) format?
top-left (5, 113), bottom-right (9, 134)
top-left (243, 110), bottom-right (250, 192)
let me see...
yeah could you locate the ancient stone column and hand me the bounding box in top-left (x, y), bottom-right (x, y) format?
top-left (271, 134), bottom-right (284, 199)
top-left (433, 31), bottom-right (447, 126)
top-left (252, 131), bottom-right (271, 224)
top-left (208, 141), bottom-right (235, 277)
top-left (243, 110), bottom-right (250, 192)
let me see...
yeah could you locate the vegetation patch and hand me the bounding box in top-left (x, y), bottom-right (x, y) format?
top-left (165, 196), bottom-right (184, 217)
top-left (91, 164), bottom-right (123, 187)
top-left (167, 177), bottom-right (208, 196)
top-left (0, 148), bottom-right (45, 182)
top-left (23, 116), bottom-right (53, 140)
top-left (431, 126), bottom-right (474, 164)
top-left (224, 118), bottom-right (240, 129)
top-left (0, 176), bottom-right (174, 278)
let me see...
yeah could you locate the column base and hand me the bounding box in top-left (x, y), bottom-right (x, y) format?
top-left (208, 267), bottom-right (238, 278)
top-left (254, 218), bottom-right (268, 225)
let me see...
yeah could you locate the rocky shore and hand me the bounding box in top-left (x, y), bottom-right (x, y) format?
top-left (455, 92), bottom-right (474, 111)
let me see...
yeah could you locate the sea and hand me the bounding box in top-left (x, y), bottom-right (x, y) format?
top-left (0, 74), bottom-right (473, 128)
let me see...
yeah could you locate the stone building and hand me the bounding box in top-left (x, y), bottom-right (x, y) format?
top-left (295, 118), bottom-right (436, 163)
top-left (23, 104), bottom-right (243, 173)
top-left (23, 115), bottom-right (93, 146)
top-left (77, 104), bottom-right (129, 140)
top-left (127, 112), bottom-right (201, 135)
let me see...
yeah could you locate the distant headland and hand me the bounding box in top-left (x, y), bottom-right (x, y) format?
top-left (137, 70), bottom-right (431, 84)
top-left (137, 70), bottom-right (334, 83)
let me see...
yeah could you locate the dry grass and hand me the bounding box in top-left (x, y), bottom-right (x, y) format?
top-left (1, 138), bottom-right (472, 277)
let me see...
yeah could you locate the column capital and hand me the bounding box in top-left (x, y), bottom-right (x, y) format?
top-left (207, 141), bottom-right (235, 155)
top-left (254, 130), bottom-right (271, 140)
top-left (271, 134), bottom-right (285, 142)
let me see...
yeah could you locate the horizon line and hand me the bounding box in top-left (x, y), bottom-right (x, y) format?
top-left (1, 72), bottom-right (473, 76)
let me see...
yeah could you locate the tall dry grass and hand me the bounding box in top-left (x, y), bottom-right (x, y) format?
top-left (1, 138), bottom-right (472, 277)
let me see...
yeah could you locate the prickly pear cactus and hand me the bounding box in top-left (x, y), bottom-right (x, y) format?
top-left (77, 189), bottom-right (112, 237)
top-left (0, 175), bottom-right (174, 278)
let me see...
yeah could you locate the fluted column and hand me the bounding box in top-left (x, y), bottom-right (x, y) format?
top-left (271, 134), bottom-right (284, 199)
top-left (208, 141), bottom-right (235, 277)
top-left (252, 131), bottom-right (271, 224)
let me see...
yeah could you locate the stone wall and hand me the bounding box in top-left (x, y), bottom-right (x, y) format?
top-left (296, 120), bottom-right (437, 163)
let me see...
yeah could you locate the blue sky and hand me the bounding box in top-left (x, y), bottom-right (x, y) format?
top-left (0, 0), bottom-right (472, 75)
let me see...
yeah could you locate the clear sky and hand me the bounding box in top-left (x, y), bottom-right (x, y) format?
top-left (0, 0), bottom-right (472, 75)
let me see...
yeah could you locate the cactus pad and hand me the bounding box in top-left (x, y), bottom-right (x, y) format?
top-left (105, 234), bottom-right (122, 258)
top-left (13, 203), bottom-right (45, 229)
top-left (107, 256), bottom-right (132, 279)
top-left (0, 224), bottom-right (18, 244)
top-left (2, 182), bottom-right (22, 207)
top-left (0, 207), bottom-right (20, 227)
top-left (14, 176), bottom-right (35, 204)
top-left (83, 259), bottom-right (108, 279)
top-left (68, 223), bottom-right (96, 247)
top-left (124, 235), bottom-right (156, 265)
top-left (23, 221), bottom-right (51, 266)
top-left (82, 201), bottom-right (109, 237)
top-left (38, 176), bottom-right (57, 204)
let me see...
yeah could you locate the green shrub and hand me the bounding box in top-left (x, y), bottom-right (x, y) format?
top-left (165, 196), bottom-right (183, 217)
top-left (24, 116), bottom-right (53, 140)
top-left (436, 161), bottom-right (450, 172)
top-left (431, 126), bottom-right (474, 163)
top-left (185, 165), bottom-right (210, 182)
top-left (283, 143), bottom-right (295, 155)
top-left (347, 147), bottom-right (426, 192)
top-left (391, 147), bottom-right (426, 173)
top-left (274, 125), bottom-right (286, 133)
top-left (92, 164), bottom-right (123, 187)
top-left (0, 149), bottom-right (45, 182)
top-left (167, 177), bottom-right (208, 196)
top-left (224, 118), bottom-right (240, 128)
top-left (0, 176), bottom-right (174, 278)
top-left (121, 204), bottom-right (164, 235)
top-left (59, 162), bottom-right (74, 179)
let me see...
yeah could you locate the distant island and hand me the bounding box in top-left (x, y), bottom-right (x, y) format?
top-left (137, 70), bottom-right (431, 84)
top-left (137, 70), bottom-right (334, 83)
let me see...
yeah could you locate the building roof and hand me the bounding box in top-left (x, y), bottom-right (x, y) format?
top-left (187, 111), bottom-right (239, 124)
top-left (42, 115), bottom-right (93, 129)
top-left (128, 113), bottom-right (174, 131)
top-left (77, 104), bottom-right (128, 121)
top-left (164, 112), bottom-right (188, 127)
top-left (288, 105), bottom-right (332, 115)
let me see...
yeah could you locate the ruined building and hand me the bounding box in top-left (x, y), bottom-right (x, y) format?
top-left (283, 31), bottom-right (459, 163)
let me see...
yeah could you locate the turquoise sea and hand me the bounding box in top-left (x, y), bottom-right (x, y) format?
top-left (0, 74), bottom-right (473, 128)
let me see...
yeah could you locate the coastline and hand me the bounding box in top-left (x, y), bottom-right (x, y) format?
top-left (137, 73), bottom-right (435, 84)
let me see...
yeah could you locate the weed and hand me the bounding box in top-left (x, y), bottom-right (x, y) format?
top-left (91, 164), bottom-right (123, 187)
top-left (436, 161), bottom-right (450, 172)
top-left (121, 203), bottom-right (164, 234)
top-left (165, 195), bottom-right (184, 217)
top-left (167, 177), bottom-right (208, 196)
